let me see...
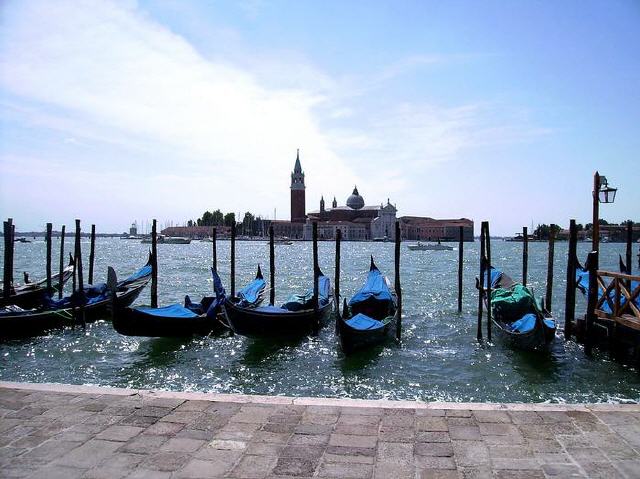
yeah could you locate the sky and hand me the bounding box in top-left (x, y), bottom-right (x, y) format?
top-left (1, 0), bottom-right (639, 235)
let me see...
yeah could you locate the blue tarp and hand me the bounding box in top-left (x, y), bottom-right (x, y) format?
top-left (349, 267), bottom-right (393, 306)
top-left (345, 313), bottom-right (384, 331)
top-left (575, 267), bottom-right (639, 312)
top-left (237, 277), bottom-right (266, 305)
top-left (137, 304), bottom-right (198, 318)
top-left (122, 264), bottom-right (152, 284)
top-left (254, 305), bottom-right (296, 314)
top-left (484, 267), bottom-right (503, 289)
top-left (508, 313), bottom-right (536, 333)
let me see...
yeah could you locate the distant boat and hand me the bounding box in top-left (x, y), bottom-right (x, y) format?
top-left (14, 237), bottom-right (31, 243)
top-left (141, 235), bottom-right (191, 244)
top-left (120, 235), bottom-right (142, 240)
top-left (407, 241), bottom-right (453, 251)
top-left (270, 238), bottom-right (293, 245)
top-left (373, 236), bottom-right (390, 242)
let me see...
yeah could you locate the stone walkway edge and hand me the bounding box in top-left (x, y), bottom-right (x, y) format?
top-left (1, 381), bottom-right (639, 412)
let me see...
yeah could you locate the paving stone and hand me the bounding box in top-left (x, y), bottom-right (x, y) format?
top-left (493, 470), bottom-right (544, 479)
top-left (159, 437), bottom-right (205, 452)
top-left (488, 445), bottom-right (533, 459)
top-left (300, 413), bottom-right (339, 426)
top-left (377, 441), bottom-right (414, 464)
top-left (139, 451), bottom-right (190, 471)
top-left (95, 425), bottom-right (144, 442)
top-left (338, 414), bottom-right (381, 426)
top-left (176, 428), bottom-right (215, 440)
top-left (317, 460), bottom-right (372, 478)
top-left (509, 411), bottom-right (544, 425)
top-left (174, 458), bottom-right (231, 478)
top-left (144, 421), bottom-right (185, 436)
top-left (250, 430), bottom-right (291, 444)
top-left (118, 415), bottom-right (158, 428)
top-left (447, 417), bottom-right (477, 427)
top-left (340, 407), bottom-right (384, 416)
top-left (541, 463), bottom-right (585, 477)
top-left (373, 461), bottom-right (414, 479)
top-left (473, 411), bottom-right (511, 423)
top-left (158, 411), bottom-right (204, 425)
top-left (119, 434), bottom-right (168, 454)
top-left (325, 445), bottom-right (376, 457)
top-left (415, 456), bottom-right (457, 470)
top-left (566, 446), bottom-right (610, 464)
top-left (329, 433), bottom-right (377, 448)
top-left (230, 454), bottom-right (277, 478)
top-left (261, 422), bottom-right (295, 433)
top-left (244, 442), bottom-right (285, 456)
top-left (335, 423), bottom-right (379, 436)
top-left (272, 457), bottom-right (318, 477)
top-left (294, 423), bottom-right (334, 435)
top-left (458, 466), bottom-right (492, 479)
top-left (379, 425), bottom-right (415, 442)
top-left (417, 409), bottom-right (446, 417)
top-left (288, 432), bottom-right (329, 445)
top-left (55, 439), bottom-right (122, 468)
top-left (125, 468), bottom-right (172, 478)
top-left (449, 426), bottom-right (481, 441)
top-left (478, 422), bottom-right (519, 436)
top-left (581, 462), bottom-right (627, 478)
top-left (323, 452), bottom-right (375, 464)
top-left (491, 457), bottom-right (540, 470)
top-left (419, 469), bottom-right (461, 479)
top-left (17, 440), bottom-right (83, 466)
top-left (417, 417), bottom-right (448, 432)
top-left (415, 442), bottom-right (454, 457)
top-left (417, 431), bottom-right (451, 443)
top-left (446, 410), bottom-right (472, 418)
top-left (27, 464), bottom-right (87, 479)
top-left (452, 441), bottom-right (490, 467)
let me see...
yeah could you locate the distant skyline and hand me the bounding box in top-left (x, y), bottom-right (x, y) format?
top-left (1, 0), bottom-right (639, 235)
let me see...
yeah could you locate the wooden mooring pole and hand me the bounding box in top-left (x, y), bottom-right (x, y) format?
top-left (585, 250), bottom-right (598, 356)
top-left (58, 225), bottom-right (66, 299)
top-left (334, 228), bottom-right (342, 330)
top-left (564, 219), bottom-right (577, 339)
top-left (485, 222), bottom-right (492, 342)
top-left (522, 226), bottom-right (528, 286)
top-left (230, 222), bottom-right (236, 298)
top-left (626, 222), bottom-right (633, 275)
top-left (545, 225), bottom-right (556, 312)
top-left (395, 220), bottom-right (402, 340)
top-left (151, 219), bottom-right (158, 308)
top-left (212, 227), bottom-right (217, 271)
top-left (74, 219), bottom-right (86, 327)
top-left (312, 222), bottom-right (319, 333)
top-left (458, 225), bottom-right (463, 313)
top-left (2, 219), bottom-right (11, 298)
top-left (269, 225), bottom-right (275, 305)
top-left (88, 224), bottom-right (96, 285)
top-left (45, 223), bottom-right (52, 297)
top-left (477, 222), bottom-right (485, 341)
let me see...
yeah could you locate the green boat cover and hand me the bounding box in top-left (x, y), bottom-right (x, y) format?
top-left (490, 284), bottom-right (540, 322)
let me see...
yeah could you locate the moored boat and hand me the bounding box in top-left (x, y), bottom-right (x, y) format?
top-left (0, 256), bottom-right (152, 339)
top-left (113, 266), bottom-right (266, 337)
top-left (224, 269), bottom-right (333, 338)
top-left (337, 257), bottom-right (398, 354)
top-left (482, 266), bottom-right (556, 350)
top-left (0, 256), bottom-right (75, 309)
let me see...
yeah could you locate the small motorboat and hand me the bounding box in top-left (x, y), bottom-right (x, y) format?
top-left (407, 241), bottom-right (453, 251)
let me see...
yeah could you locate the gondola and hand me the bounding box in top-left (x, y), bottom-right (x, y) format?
top-left (0, 255), bottom-right (75, 309)
top-left (482, 266), bottom-right (556, 350)
top-left (0, 255), bottom-right (152, 339)
top-left (337, 257), bottom-right (398, 354)
top-left (223, 268), bottom-right (333, 338)
top-left (112, 266), bottom-right (266, 337)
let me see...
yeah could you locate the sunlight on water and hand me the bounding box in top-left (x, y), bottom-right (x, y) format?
top-left (1, 237), bottom-right (639, 403)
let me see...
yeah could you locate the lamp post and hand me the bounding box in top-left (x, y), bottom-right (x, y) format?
top-left (592, 171), bottom-right (617, 254)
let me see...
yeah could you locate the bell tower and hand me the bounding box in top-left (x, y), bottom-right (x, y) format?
top-left (290, 149), bottom-right (306, 222)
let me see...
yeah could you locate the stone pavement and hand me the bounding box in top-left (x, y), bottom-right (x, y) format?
top-left (1, 382), bottom-right (640, 478)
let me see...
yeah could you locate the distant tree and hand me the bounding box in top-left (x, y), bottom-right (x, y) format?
top-left (187, 219), bottom-right (193, 228)
top-left (224, 212), bottom-right (236, 227)
top-left (585, 223), bottom-right (593, 231)
top-left (575, 223), bottom-right (584, 231)
top-left (242, 212), bottom-right (255, 236)
top-left (621, 219), bottom-right (634, 227)
top-left (212, 209), bottom-right (224, 226)
top-left (550, 224), bottom-right (561, 237)
top-left (197, 218), bottom-right (202, 226)
top-left (200, 211), bottom-right (214, 226)
top-left (598, 219), bottom-right (609, 225)
top-left (534, 224), bottom-right (549, 240)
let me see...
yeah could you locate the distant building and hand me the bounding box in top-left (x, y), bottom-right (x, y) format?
top-left (129, 222), bottom-right (137, 236)
top-left (161, 225), bottom-right (232, 238)
top-left (290, 149), bottom-right (306, 223)
top-left (303, 187), bottom-right (398, 241)
top-left (399, 216), bottom-right (474, 241)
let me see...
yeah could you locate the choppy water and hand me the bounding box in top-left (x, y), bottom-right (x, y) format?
top-left (1, 237), bottom-right (638, 403)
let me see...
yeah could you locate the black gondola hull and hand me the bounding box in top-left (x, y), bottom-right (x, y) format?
top-left (223, 300), bottom-right (333, 338)
top-left (337, 313), bottom-right (397, 354)
top-left (112, 308), bottom-right (224, 337)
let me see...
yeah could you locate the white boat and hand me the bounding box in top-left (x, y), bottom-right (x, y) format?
top-left (141, 235), bottom-right (191, 244)
top-left (407, 241), bottom-right (453, 251)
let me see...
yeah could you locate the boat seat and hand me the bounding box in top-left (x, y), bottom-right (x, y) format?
top-left (345, 313), bottom-right (385, 331)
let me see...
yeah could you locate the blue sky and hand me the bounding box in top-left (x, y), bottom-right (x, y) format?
top-left (1, 0), bottom-right (638, 234)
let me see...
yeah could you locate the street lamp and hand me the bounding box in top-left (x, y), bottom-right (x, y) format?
top-left (597, 176), bottom-right (617, 204)
top-left (592, 171), bottom-right (617, 253)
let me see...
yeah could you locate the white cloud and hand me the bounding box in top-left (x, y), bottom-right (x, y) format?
top-left (0, 0), bottom-right (551, 232)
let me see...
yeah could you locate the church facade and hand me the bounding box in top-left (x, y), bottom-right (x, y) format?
top-left (268, 151), bottom-right (473, 241)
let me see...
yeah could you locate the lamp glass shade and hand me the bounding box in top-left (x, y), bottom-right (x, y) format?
top-left (598, 187), bottom-right (617, 204)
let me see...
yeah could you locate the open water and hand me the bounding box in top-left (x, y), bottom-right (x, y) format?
top-left (1, 237), bottom-right (639, 403)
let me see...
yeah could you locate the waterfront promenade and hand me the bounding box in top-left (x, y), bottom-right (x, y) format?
top-left (1, 383), bottom-right (640, 478)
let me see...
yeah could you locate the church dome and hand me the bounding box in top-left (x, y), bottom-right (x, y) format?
top-left (346, 186), bottom-right (365, 210)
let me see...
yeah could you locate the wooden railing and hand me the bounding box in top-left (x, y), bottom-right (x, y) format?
top-left (595, 271), bottom-right (640, 330)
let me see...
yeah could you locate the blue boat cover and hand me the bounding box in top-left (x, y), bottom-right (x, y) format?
top-left (253, 305), bottom-right (296, 314)
top-left (345, 313), bottom-right (385, 331)
top-left (508, 313), bottom-right (536, 333)
top-left (575, 267), bottom-right (640, 312)
top-left (543, 318), bottom-right (556, 329)
top-left (247, 275), bottom-right (331, 313)
top-left (237, 277), bottom-right (266, 305)
top-left (349, 268), bottom-right (393, 305)
top-left (122, 264), bottom-right (152, 284)
top-left (484, 267), bottom-right (503, 289)
top-left (137, 304), bottom-right (198, 318)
